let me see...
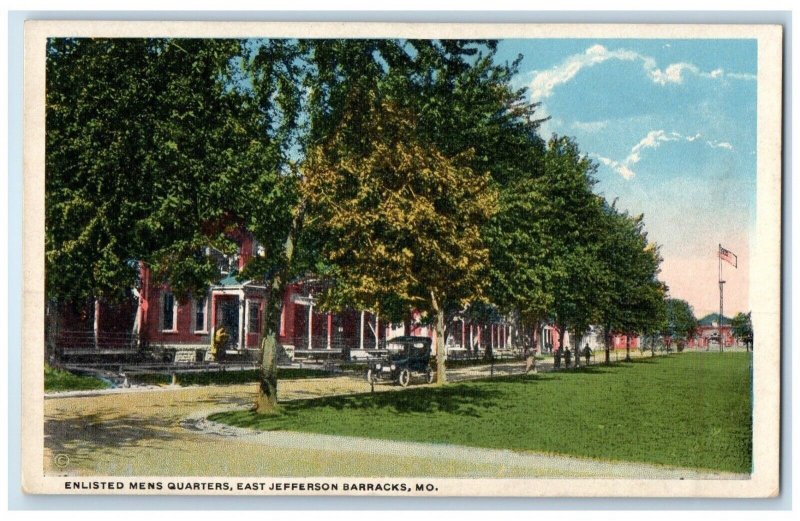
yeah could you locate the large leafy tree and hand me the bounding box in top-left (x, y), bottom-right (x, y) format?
top-left (537, 137), bottom-right (606, 364)
top-left (46, 38), bottom-right (280, 302)
top-left (46, 38), bottom-right (303, 412)
top-left (596, 204), bottom-right (666, 362)
top-left (296, 39), bottom-right (539, 384)
top-left (301, 98), bottom-right (496, 385)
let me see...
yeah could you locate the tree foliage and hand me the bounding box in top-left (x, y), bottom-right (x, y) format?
top-left (45, 38), bottom-right (302, 302)
top-left (301, 99), bottom-right (497, 384)
top-left (661, 298), bottom-right (699, 348)
top-left (541, 137), bottom-right (608, 347)
top-left (730, 311), bottom-right (753, 350)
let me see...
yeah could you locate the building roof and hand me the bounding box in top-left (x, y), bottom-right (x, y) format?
top-left (697, 313), bottom-right (732, 326)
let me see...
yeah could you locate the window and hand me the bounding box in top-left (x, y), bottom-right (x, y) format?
top-left (248, 301), bottom-right (260, 334)
top-left (162, 292), bottom-right (176, 331)
top-left (195, 297), bottom-right (207, 333)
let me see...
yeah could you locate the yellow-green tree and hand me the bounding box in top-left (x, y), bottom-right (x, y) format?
top-left (301, 100), bottom-right (497, 384)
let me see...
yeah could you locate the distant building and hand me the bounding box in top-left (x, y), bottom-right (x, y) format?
top-left (687, 313), bottom-right (735, 349)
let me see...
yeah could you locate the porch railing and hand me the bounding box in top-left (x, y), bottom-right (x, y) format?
top-left (51, 330), bottom-right (140, 350)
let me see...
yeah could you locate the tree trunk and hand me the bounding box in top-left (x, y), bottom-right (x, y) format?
top-left (431, 291), bottom-right (447, 385)
top-left (93, 297), bottom-right (100, 349)
top-left (604, 324), bottom-right (611, 365)
top-left (625, 334), bottom-right (631, 362)
top-left (255, 205), bottom-right (303, 414)
top-left (557, 325), bottom-right (567, 367)
top-left (255, 280), bottom-right (284, 414)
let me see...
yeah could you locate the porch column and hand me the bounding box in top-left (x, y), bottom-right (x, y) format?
top-left (461, 319), bottom-right (466, 349)
top-left (359, 311), bottom-right (365, 350)
top-left (238, 292), bottom-right (245, 350)
top-left (210, 294), bottom-right (217, 339)
top-left (477, 325), bottom-right (482, 349)
top-left (326, 313), bottom-right (332, 350)
top-left (490, 324), bottom-right (495, 350)
top-left (469, 324), bottom-right (474, 351)
top-left (243, 297), bottom-right (250, 343)
top-left (93, 298), bottom-right (100, 349)
top-left (375, 314), bottom-right (380, 349)
top-left (307, 303), bottom-right (313, 349)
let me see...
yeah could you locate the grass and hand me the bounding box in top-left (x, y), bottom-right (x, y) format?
top-left (129, 367), bottom-right (329, 387)
top-left (44, 365), bottom-right (111, 392)
top-left (210, 352), bottom-right (753, 473)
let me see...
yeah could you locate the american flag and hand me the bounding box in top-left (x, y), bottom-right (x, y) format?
top-left (719, 245), bottom-right (738, 268)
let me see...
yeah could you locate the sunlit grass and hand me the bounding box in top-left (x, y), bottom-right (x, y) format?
top-left (44, 365), bottom-right (110, 392)
top-left (211, 353), bottom-right (752, 473)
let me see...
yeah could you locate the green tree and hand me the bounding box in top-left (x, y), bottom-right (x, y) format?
top-left (730, 311), bottom-right (753, 351)
top-left (46, 38), bottom-right (279, 303)
top-left (228, 39), bottom-right (306, 413)
top-left (537, 137), bottom-right (606, 366)
top-left (46, 38), bottom-right (159, 306)
top-left (661, 298), bottom-right (699, 351)
top-left (297, 38), bottom-right (540, 383)
top-left (46, 38), bottom-right (304, 412)
top-left (596, 203), bottom-right (666, 363)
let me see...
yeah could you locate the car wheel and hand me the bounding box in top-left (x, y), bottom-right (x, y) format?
top-left (398, 368), bottom-right (411, 387)
top-left (425, 369), bottom-right (434, 384)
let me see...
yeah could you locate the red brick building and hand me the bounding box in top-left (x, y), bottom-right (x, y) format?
top-left (687, 313), bottom-right (735, 349)
top-left (51, 231), bottom-right (515, 362)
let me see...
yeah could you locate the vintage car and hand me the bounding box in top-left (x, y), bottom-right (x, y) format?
top-left (366, 336), bottom-right (434, 387)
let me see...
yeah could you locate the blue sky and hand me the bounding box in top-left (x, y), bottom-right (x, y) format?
top-left (495, 39), bottom-right (757, 317)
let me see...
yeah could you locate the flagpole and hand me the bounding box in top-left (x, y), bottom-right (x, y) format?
top-left (718, 243), bottom-right (724, 353)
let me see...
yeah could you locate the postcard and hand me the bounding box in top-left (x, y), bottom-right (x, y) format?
top-left (22, 20), bottom-right (782, 497)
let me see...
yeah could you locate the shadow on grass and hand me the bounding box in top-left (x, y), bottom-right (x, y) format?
top-left (287, 383), bottom-right (506, 417)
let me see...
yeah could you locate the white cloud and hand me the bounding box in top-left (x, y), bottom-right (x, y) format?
top-left (648, 63), bottom-right (744, 85)
top-left (594, 155), bottom-right (636, 180)
top-left (571, 120), bottom-right (609, 133)
top-left (594, 130), bottom-right (734, 180)
top-left (649, 62), bottom-right (696, 85)
top-left (529, 45), bottom-right (639, 100)
top-left (623, 130), bottom-right (681, 166)
top-left (528, 44), bottom-right (756, 101)
top-left (708, 141), bottom-right (734, 150)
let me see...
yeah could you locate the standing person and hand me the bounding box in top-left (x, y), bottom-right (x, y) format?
top-left (211, 326), bottom-right (228, 362)
top-left (525, 344), bottom-right (538, 374)
top-left (583, 344), bottom-right (592, 366)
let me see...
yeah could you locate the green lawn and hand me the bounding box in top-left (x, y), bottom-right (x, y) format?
top-left (44, 365), bottom-right (111, 392)
top-left (211, 352), bottom-right (753, 473)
